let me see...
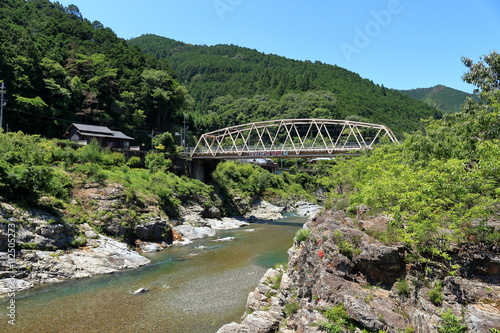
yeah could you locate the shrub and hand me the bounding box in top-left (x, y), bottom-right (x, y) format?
top-left (102, 152), bottom-right (125, 166)
top-left (75, 163), bottom-right (107, 184)
top-left (294, 228), bottom-right (311, 243)
top-left (284, 301), bottom-right (299, 317)
top-left (428, 281), bottom-right (444, 306)
top-left (320, 304), bottom-right (353, 333)
top-left (127, 156), bottom-right (142, 168)
top-left (437, 309), bottom-right (466, 333)
top-left (145, 152), bottom-right (171, 173)
top-left (395, 278), bottom-right (410, 296)
top-left (76, 139), bottom-right (103, 164)
top-left (332, 230), bottom-right (362, 258)
top-left (152, 132), bottom-right (177, 154)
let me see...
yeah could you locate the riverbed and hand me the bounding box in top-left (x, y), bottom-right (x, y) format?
top-left (1, 215), bottom-right (306, 333)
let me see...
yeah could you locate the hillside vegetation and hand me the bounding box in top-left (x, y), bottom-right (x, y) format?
top-left (0, 0), bottom-right (442, 147)
top-left (219, 51), bottom-right (500, 333)
top-left (128, 34), bottom-right (441, 136)
top-left (401, 85), bottom-right (479, 114)
top-left (321, 51), bottom-right (500, 254)
top-left (0, 0), bottom-right (189, 144)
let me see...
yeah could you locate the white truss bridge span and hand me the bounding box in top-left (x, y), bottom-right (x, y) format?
top-left (190, 119), bottom-right (398, 159)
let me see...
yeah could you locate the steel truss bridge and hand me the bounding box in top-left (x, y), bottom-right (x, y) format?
top-left (190, 119), bottom-right (398, 160)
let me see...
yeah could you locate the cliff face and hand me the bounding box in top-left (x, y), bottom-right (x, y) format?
top-left (219, 209), bottom-right (500, 333)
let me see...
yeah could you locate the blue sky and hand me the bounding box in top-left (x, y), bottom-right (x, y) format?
top-left (56, 0), bottom-right (500, 93)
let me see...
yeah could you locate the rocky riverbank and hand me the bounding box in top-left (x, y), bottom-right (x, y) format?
top-left (218, 209), bottom-right (500, 333)
top-left (0, 186), bottom-right (321, 298)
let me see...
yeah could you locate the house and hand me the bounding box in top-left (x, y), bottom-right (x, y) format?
top-left (63, 123), bottom-right (134, 149)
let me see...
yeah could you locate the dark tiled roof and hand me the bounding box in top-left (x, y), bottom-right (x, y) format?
top-left (72, 124), bottom-right (114, 135)
top-left (65, 123), bottom-right (134, 140)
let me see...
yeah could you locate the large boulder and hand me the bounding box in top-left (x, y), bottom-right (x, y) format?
top-left (355, 243), bottom-right (406, 286)
top-left (173, 225), bottom-right (215, 240)
top-left (134, 219), bottom-right (172, 242)
top-left (245, 199), bottom-right (284, 221)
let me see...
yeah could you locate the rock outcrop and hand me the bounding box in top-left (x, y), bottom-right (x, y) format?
top-left (0, 235), bottom-right (150, 295)
top-left (244, 199), bottom-right (285, 221)
top-left (0, 204), bottom-right (81, 251)
top-left (0, 181), bottom-right (320, 297)
top-left (219, 209), bottom-right (500, 333)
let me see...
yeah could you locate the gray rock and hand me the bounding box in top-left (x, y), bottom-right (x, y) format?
top-left (244, 199), bottom-right (284, 221)
top-left (465, 304), bottom-right (500, 333)
top-left (134, 220), bottom-right (171, 242)
top-left (131, 287), bottom-right (149, 295)
top-left (0, 235), bottom-right (150, 297)
top-left (205, 217), bottom-right (250, 230)
top-left (0, 278), bottom-right (34, 295)
top-left (217, 209), bottom-right (500, 333)
top-left (137, 241), bottom-right (164, 253)
top-left (173, 225), bottom-right (216, 240)
top-left (0, 212), bottom-right (76, 251)
top-left (216, 322), bottom-right (248, 333)
top-left (241, 310), bottom-right (282, 333)
top-left (295, 202), bottom-right (322, 218)
top-left (356, 243), bottom-right (405, 286)
top-left (202, 206), bottom-right (222, 219)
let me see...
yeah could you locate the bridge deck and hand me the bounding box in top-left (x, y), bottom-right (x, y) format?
top-left (190, 145), bottom-right (366, 159)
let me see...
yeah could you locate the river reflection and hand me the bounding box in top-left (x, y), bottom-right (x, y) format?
top-left (2, 215), bottom-right (306, 333)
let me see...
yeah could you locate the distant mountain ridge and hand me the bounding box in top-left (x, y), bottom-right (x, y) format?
top-left (128, 34), bottom-right (441, 136)
top-left (400, 85), bottom-right (478, 114)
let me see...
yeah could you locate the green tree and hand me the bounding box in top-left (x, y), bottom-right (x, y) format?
top-left (152, 132), bottom-right (177, 154)
top-left (139, 69), bottom-right (190, 131)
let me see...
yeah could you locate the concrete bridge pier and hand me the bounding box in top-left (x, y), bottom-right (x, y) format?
top-left (191, 160), bottom-right (205, 182)
top-left (189, 159), bottom-right (220, 183)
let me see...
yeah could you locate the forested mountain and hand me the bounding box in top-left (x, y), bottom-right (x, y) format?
top-left (0, 0), bottom-right (189, 144)
top-left (128, 34), bottom-right (441, 136)
top-left (0, 0), bottom-right (440, 144)
top-left (400, 84), bottom-right (479, 114)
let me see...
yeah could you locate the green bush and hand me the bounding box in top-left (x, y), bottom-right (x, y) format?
top-left (127, 156), bottom-right (142, 168)
top-left (395, 278), bottom-right (410, 296)
top-left (145, 152), bottom-right (171, 173)
top-left (320, 304), bottom-right (353, 333)
top-left (428, 282), bottom-right (444, 306)
top-left (437, 309), bottom-right (466, 333)
top-left (102, 152), bottom-right (126, 166)
top-left (212, 161), bottom-right (314, 213)
top-left (152, 132), bottom-right (177, 154)
top-left (75, 163), bottom-right (107, 184)
top-left (332, 230), bottom-right (362, 258)
top-left (76, 139), bottom-right (103, 164)
top-left (284, 301), bottom-right (299, 317)
top-left (148, 172), bottom-right (219, 218)
top-left (294, 228), bottom-right (311, 243)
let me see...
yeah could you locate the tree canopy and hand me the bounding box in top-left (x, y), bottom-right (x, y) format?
top-left (0, 0), bottom-right (189, 146)
top-left (129, 34), bottom-right (442, 137)
top-left (320, 51), bottom-right (500, 252)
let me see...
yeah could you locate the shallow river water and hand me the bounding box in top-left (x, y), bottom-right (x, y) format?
top-left (2, 215), bottom-right (306, 333)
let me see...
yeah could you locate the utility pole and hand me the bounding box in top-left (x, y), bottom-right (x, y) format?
top-left (182, 114), bottom-right (187, 153)
top-left (0, 82), bottom-right (6, 131)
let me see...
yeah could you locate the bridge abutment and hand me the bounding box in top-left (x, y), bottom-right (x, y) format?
top-left (189, 159), bottom-right (220, 183)
top-left (191, 160), bottom-right (206, 182)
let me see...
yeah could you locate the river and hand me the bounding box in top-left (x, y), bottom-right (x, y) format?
top-left (2, 215), bottom-right (306, 333)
